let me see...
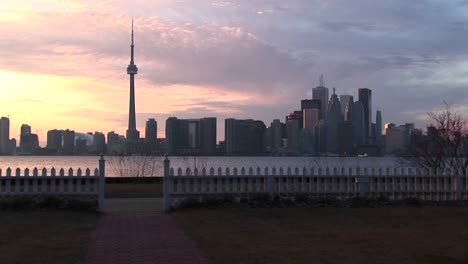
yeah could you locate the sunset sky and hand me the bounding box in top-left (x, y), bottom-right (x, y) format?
top-left (1, 0), bottom-right (468, 145)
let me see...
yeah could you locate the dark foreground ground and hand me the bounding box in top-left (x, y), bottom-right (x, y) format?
top-left (174, 207), bottom-right (468, 264)
top-left (2, 181), bottom-right (468, 264)
top-left (0, 211), bottom-right (99, 264)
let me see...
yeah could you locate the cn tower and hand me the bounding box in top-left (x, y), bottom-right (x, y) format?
top-left (126, 19), bottom-right (140, 141)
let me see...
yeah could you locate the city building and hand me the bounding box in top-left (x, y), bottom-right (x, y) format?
top-left (312, 75), bottom-right (329, 120)
top-left (302, 99), bottom-right (321, 136)
top-left (376, 110), bottom-right (383, 147)
top-left (358, 88), bottom-right (372, 139)
top-left (326, 88), bottom-right (343, 154)
top-left (225, 118), bottom-right (266, 155)
top-left (62, 129), bottom-right (75, 155)
top-left (339, 95), bottom-right (353, 117)
top-left (286, 113), bottom-right (301, 155)
top-left (166, 117), bottom-right (216, 155)
top-left (46, 129), bottom-right (63, 152)
top-left (265, 119), bottom-right (285, 154)
top-left (145, 119), bottom-right (157, 143)
top-left (93, 132), bottom-right (106, 154)
top-left (19, 124), bottom-right (39, 154)
top-left (0, 117), bottom-right (10, 154)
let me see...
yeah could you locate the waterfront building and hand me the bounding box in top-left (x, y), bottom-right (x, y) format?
top-left (107, 131), bottom-right (125, 154)
top-left (145, 119), bottom-right (157, 143)
top-left (46, 129), bottom-right (63, 152)
top-left (225, 118), bottom-right (266, 155)
top-left (19, 124), bottom-right (39, 154)
top-left (358, 88), bottom-right (372, 139)
top-left (166, 117), bottom-right (216, 155)
top-left (93, 132), bottom-right (106, 154)
top-left (62, 129), bottom-right (75, 155)
top-left (314, 119), bottom-right (327, 154)
top-left (326, 88), bottom-right (343, 154)
top-left (265, 119), bottom-right (285, 154)
top-left (200, 117), bottom-right (217, 155)
top-left (0, 117), bottom-right (10, 154)
top-left (352, 101), bottom-right (366, 147)
top-left (286, 113), bottom-right (301, 155)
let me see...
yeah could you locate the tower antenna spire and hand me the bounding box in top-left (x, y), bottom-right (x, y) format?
top-left (319, 73), bottom-right (324, 87)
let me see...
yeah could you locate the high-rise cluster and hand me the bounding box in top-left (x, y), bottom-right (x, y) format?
top-left (264, 76), bottom-right (384, 156)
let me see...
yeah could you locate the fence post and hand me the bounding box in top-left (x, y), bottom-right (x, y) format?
top-left (163, 154), bottom-right (172, 211)
top-left (98, 154), bottom-right (106, 212)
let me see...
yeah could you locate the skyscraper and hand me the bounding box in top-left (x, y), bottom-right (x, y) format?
top-left (0, 117), bottom-right (10, 154)
top-left (145, 119), bottom-right (157, 143)
top-left (200, 117), bottom-right (217, 155)
top-left (376, 110), bottom-right (383, 146)
top-left (126, 20), bottom-right (140, 142)
top-left (312, 74), bottom-right (329, 120)
top-left (358, 88), bottom-right (372, 138)
top-left (326, 88), bottom-right (343, 154)
top-left (339, 95), bottom-right (353, 117)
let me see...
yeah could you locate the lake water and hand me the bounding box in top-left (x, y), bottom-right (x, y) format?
top-left (0, 156), bottom-right (406, 177)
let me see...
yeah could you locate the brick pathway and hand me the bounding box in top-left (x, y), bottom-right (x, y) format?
top-left (86, 213), bottom-right (208, 264)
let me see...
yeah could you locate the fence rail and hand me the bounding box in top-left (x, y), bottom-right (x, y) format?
top-left (0, 156), bottom-right (106, 210)
top-left (163, 157), bottom-right (468, 211)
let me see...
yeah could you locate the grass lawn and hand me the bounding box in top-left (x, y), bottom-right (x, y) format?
top-left (174, 207), bottom-right (468, 264)
top-left (105, 182), bottom-right (163, 198)
top-left (0, 211), bottom-right (99, 264)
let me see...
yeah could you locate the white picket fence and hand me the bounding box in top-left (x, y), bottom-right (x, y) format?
top-left (162, 157), bottom-right (468, 211)
top-left (0, 156), bottom-right (105, 210)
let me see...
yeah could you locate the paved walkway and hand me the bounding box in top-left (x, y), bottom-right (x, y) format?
top-left (86, 199), bottom-right (208, 264)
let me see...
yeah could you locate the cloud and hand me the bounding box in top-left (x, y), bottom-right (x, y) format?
top-left (2, 0), bottom-right (468, 142)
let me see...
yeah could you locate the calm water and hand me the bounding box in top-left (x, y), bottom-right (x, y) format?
top-left (0, 156), bottom-right (405, 177)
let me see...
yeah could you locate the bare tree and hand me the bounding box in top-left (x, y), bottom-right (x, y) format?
top-left (408, 102), bottom-right (467, 173)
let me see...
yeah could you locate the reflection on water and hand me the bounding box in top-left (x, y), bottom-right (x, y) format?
top-left (0, 156), bottom-right (405, 177)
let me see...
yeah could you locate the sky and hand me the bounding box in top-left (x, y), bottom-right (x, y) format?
top-left (1, 0), bottom-right (468, 146)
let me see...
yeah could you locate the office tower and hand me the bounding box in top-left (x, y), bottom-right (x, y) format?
top-left (299, 128), bottom-right (314, 155)
top-left (19, 124), bottom-right (39, 154)
top-left (62, 129), bottom-right (75, 154)
top-left (0, 117), bottom-right (10, 154)
top-left (376, 110), bottom-right (383, 146)
top-left (165, 117), bottom-right (189, 154)
top-left (339, 121), bottom-right (354, 156)
top-left (266, 119), bottom-right (285, 153)
top-left (352, 101), bottom-right (366, 146)
top-left (314, 119), bottom-right (327, 154)
top-left (225, 119), bottom-right (266, 155)
top-left (46, 129), bottom-right (63, 152)
top-left (312, 74), bottom-right (329, 120)
top-left (344, 96), bottom-right (354, 121)
top-left (326, 88), bottom-right (343, 154)
top-left (301, 99), bottom-right (321, 112)
top-left (75, 137), bottom-right (88, 154)
top-left (302, 99), bottom-right (321, 135)
top-left (126, 20), bottom-right (140, 142)
top-left (200, 117), bottom-right (217, 155)
top-left (339, 95), bottom-right (353, 117)
top-left (358, 88), bottom-right (372, 138)
top-left (145, 119), bottom-right (157, 142)
top-left (93, 132), bottom-right (106, 154)
top-left (107, 131), bottom-right (125, 154)
top-left (21, 124), bottom-right (31, 136)
top-left (385, 124), bottom-right (408, 154)
top-left (286, 113), bottom-right (300, 155)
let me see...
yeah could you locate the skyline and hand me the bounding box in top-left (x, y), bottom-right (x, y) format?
top-left (1, 1), bottom-right (468, 145)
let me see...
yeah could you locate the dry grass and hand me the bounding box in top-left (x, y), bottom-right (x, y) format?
top-left (174, 207), bottom-right (468, 264)
top-left (0, 211), bottom-right (99, 264)
top-left (105, 183), bottom-right (163, 198)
